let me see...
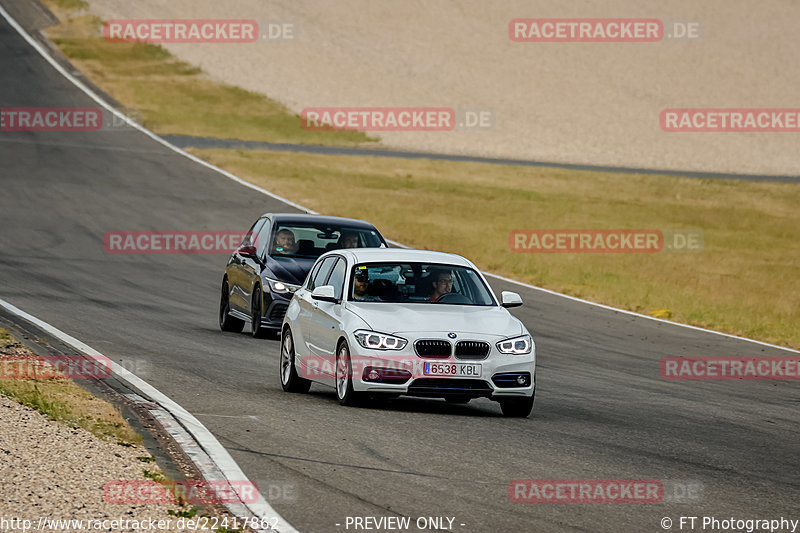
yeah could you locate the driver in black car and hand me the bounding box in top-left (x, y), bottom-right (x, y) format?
top-left (273, 228), bottom-right (299, 255)
top-left (429, 269), bottom-right (453, 302)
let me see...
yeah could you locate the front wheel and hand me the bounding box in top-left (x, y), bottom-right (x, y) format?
top-left (335, 342), bottom-right (363, 406)
top-left (280, 329), bottom-right (311, 393)
top-left (219, 279), bottom-right (244, 333)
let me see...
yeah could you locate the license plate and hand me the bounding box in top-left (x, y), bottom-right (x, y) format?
top-left (423, 362), bottom-right (481, 377)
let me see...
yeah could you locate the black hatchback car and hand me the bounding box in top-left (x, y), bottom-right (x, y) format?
top-left (219, 213), bottom-right (388, 337)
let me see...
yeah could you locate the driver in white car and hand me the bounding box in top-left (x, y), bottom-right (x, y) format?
top-left (429, 269), bottom-right (453, 302)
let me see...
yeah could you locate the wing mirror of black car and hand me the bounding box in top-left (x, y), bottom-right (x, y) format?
top-left (501, 291), bottom-right (523, 308)
top-left (236, 244), bottom-right (257, 257)
top-left (311, 285), bottom-right (340, 304)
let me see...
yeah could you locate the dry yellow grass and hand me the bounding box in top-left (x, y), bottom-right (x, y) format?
top-left (40, 2), bottom-right (374, 146)
top-left (0, 329), bottom-right (141, 445)
top-left (190, 148), bottom-right (800, 349)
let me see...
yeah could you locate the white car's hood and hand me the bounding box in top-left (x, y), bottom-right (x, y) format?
top-left (346, 303), bottom-right (524, 338)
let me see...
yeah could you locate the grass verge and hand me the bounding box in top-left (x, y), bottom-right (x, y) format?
top-left (40, 0), bottom-right (375, 146)
top-left (189, 148), bottom-right (800, 349)
top-left (0, 328), bottom-right (141, 445)
top-left (34, 1), bottom-right (800, 349)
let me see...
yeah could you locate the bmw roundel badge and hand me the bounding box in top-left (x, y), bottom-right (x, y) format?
top-left (448, 332), bottom-right (457, 339)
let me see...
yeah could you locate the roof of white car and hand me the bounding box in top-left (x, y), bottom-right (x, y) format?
top-left (332, 247), bottom-right (473, 266)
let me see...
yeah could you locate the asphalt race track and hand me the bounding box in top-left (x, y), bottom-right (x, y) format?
top-left (1, 11), bottom-right (798, 533)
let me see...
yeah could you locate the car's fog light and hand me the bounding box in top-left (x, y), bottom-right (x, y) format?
top-left (492, 372), bottom-right (531, 388)
top-left (362, 366), bottom-right (412, 384)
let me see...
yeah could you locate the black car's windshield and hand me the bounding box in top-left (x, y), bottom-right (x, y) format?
top-left (349, 262), bottom-right (496, 306)
top-left (270, 224), bottom-right (383, 259)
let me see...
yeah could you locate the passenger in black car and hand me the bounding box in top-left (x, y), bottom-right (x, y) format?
top-left (339, 230), bottom-right (360, 249)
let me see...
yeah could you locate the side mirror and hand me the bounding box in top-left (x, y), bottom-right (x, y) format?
top-left (311, 285), bottom-right (339, 303)
top-left (501, 291), bottom-right (523, 308)
top-left (236, 244), bottom-right (257, 257)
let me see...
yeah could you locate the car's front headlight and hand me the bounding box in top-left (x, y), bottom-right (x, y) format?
top-left (496, 334), bottom-right (532, 355)
top-left (266, 277), bottom-right (300, 294)
top-left (353, 330), bottom-right (408, 351)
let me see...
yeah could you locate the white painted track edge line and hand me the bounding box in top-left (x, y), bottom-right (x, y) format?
top-left (0, 3), bottom-right (314, 218)
top-left (382, 239), bottom-right (799, 355)
top-left (481, 271), bottom-right (800, 355)
top-left (0, 296), bottom-right (296, 532)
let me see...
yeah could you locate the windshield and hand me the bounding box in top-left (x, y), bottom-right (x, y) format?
top-left (269, 224), bottom-right (383, 259)
top-left (349, 262), bottom-right (496, 306)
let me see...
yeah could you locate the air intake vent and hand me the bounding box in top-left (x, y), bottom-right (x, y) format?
top-left (455, 341), bottom-right (490, 360)
top-left (407, 378), bottom-right (494, 399)
top-left (414, 340), bottom-right (451, 358)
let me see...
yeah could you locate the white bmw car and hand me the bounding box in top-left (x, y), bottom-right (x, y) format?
top-left (279, 248), bottom-right (536, 417)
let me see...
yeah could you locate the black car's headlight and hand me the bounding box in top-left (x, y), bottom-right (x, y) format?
top-left (496, 334), bottom-right (532, 355)
top-left (353, 330), bottom-right (408, 351)
top-left (266, 277), bottom-right (300, 294)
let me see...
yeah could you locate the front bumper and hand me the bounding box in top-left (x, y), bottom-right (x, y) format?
top-left (348, 340), bottom-right (535, 399)
top-left (260, 291), bottom-right (292, 328)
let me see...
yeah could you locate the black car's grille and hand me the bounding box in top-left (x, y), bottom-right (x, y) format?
top-left (414, 340), bottom-right (452, 358)
top-left (455, 340), bottom-right (491, 360)
top-left (268, 301), bottom-right (289, 322)
top-left (407, 378), bottom-right (494, 399)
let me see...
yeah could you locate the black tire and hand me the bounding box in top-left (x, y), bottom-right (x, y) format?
top-left (280, 328), bottom-right (311, 393)
top-left (219, 279), bottom-right (245, 333)
top-left (500, 395), bottom-right (534, 417)
top-left (335, 341), bottom-right (363, 406)
top-left (251, 285), bottom-right (269, 338)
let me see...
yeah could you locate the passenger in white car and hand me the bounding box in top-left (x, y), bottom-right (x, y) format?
top-left (352, 269), bottom-right (381, 301)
